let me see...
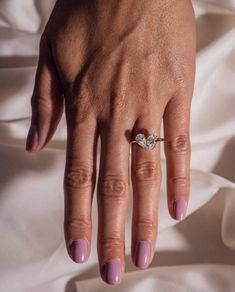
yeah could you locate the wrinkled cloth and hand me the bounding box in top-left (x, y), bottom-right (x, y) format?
top-left (0, 1), bottom-right (235, 291)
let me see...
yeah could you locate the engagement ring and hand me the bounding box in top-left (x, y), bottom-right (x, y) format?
top-left (130, 133), bottom-right (164, 150)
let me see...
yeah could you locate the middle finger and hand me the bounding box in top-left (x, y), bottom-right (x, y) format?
top-left (97, 117), bottom-right (133, 285)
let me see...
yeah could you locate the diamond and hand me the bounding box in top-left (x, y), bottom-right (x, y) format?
top-left (146, 133), bottom-right (157, 150)
top-left (135, 133), bottom-right (147, 148)
top-left (134, 133), bottom-right (158, 150)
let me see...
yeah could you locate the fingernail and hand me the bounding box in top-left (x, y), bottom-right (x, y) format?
top-left (134, 240), bottom-right (151, 269)
top-left (173, 197), bottom-right (187, 220)
top-left (70, 239), bottom-right (89, 263)
top-left (26, 125), bottom-right (38, 151)
top-left (101, 259), bottom-right (122, 285)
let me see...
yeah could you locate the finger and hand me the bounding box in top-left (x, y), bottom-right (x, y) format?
top-left (163, 95), bottom-right (191, 220)
top-left (131, 114), bottom-right (163, 269)
top-left (97, 119), bottom-right (131, 285)
top-left (64, 107), bottom-right (98, 263)
top-left (26, 37), bottom-right (64, 152)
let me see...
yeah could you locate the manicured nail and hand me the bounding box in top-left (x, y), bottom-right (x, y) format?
top-left (26, 125), bottom-right (38, 151)
top-left (70, 239), bottom-right (89, 263)
top-left (173, 197), bottom-right (187, 220)
top-left (101, 259), bottom-right (122, 285)
top-left (134, 240), bottom-right (151, 269)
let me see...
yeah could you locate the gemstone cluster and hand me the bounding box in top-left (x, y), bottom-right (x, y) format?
top-left (135, 133), bottom-right (158, 150)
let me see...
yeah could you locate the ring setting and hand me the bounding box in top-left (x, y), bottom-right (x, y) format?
top-left (130, 133), bottom-right (164, 150)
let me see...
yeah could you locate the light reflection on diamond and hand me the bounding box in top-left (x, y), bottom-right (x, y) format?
top-left (134, 133), bottom-right (158, 150)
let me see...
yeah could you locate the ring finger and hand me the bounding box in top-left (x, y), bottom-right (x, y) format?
top-left (131, 112), bottom-right (163, 269)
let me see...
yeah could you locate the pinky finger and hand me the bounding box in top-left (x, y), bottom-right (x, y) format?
top-left (163, 95), bottom-right (192, 221)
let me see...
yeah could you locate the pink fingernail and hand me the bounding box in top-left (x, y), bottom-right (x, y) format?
top-left (70, 239), bottom-right (89, 263)
top-left (173, 197), bottom-right (187, 220)
top-left (26, 125), bottom-right (38, 151)
top-left (134, 240), bottom-right (151, 269)
top-left (101, 259), bottom-right (122, 285)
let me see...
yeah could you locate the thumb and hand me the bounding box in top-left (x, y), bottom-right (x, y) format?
top-left (26, 37), bottom-right (64, 152)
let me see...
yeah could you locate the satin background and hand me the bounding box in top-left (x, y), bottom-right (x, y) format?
top-left (0, 0), bottom-right (235, 291)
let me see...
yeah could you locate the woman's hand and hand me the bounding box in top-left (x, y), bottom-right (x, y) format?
top-left (26, 0), bottom-right (196, 285)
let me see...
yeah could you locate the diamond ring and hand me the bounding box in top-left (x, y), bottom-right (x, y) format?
top-left (130, 133), bottom-right (164, 150)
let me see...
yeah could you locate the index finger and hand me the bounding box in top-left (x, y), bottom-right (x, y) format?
top-left (64, 103), bottom-right (98, 263)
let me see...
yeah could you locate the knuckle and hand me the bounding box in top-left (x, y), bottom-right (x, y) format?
top-left (99, 175), bottom-right (127, 201)
top-left (64, 165), bottom-right (94, 190)
top-left (31, 94), bottom-right (52, 113)
top-left (110, 84), bottom-right (128, 115)
top-left (111, 95), bottom-right (127, 114)
top-left (65, 83), bottom-right (78, 107)
top-left (169, 176), bottom-right (189, 187)
top-left (135, 217), bottom-right (156, 233)
top-left (65, 84), bottom-right (92, 123)
top-left (171, 59), bottom-right (192, 92)
top-left (133, 161), bottom-right (160, 182)
top-left (66, 81), bottom-right (88, 106)
top-left (165, 134), bottom-right (190, 153)
top-left (65, 216), bottom-right (91, 234)
top-left (174, 72), bottom-right (189, 93)
top-left (99, 233), bottom-right (122, 250)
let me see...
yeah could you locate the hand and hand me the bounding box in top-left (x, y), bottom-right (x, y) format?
top-left (26, 0), bottom-right (196, 285)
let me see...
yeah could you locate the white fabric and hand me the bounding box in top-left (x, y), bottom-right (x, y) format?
top-left (0, 1), bottom-right (235, 291)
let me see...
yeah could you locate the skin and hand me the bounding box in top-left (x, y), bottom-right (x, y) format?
top-left (26, 0), bottom-right (196, 285)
